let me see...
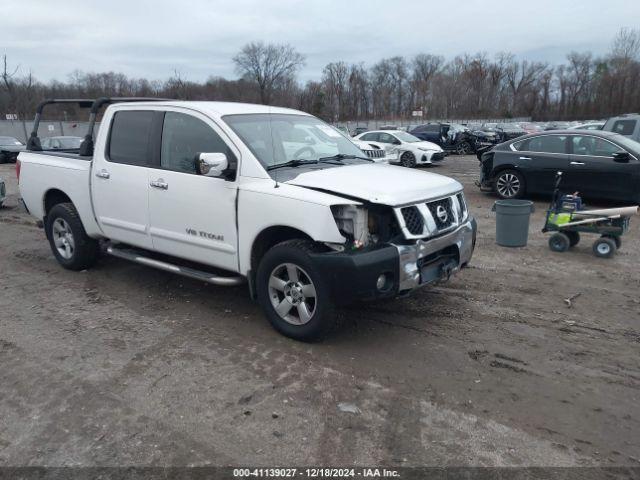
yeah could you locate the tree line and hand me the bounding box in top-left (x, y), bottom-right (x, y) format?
top-left (1, 28), bottom-right (639, 123)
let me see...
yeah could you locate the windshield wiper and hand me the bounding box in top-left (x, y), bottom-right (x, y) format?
top-left (318, 154), bottom-right (373, 163)
top-left (266, 159), bottom-right (320, 171)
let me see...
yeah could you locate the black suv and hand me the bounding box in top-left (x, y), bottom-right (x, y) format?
top-left (410, 123), bottom-right (485, 155)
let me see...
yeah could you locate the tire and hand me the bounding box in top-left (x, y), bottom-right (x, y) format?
top-left (494, 169), bottom-right (525, 199)
top-left (45, 202), bottom-right (99, 270)
top-left (604, 235), bottom-right (621, 249)
top-left (400, 151), bottom-right (416, 168)
top-left (565, 231), bottom-right (580, 247)
top-left (549, 233), bottom-right (570, 253)
top-left (456, 141), bottom-right (471, 155)
top-left (593, 237), bottom-right (616, 258)
top-left (256, 239), bottom-right (336, 342)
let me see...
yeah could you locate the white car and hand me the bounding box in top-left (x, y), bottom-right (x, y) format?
top-left (18, 98), bottom-right (476, 341)
top-left (351, 139), bottom-right (395, 163)
top-left (354, 130), bottom-right (445, 167)
top-left (567, 122), bottom-right (605, 131)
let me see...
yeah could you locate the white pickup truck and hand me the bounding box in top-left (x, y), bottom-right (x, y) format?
top-left (18, 98), bottom-right (476, 341)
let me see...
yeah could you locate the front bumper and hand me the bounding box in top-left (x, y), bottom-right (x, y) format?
top-left (310, 217), bottom-right (477, 304)
top-left (421, 151), bottom-right (446, 163)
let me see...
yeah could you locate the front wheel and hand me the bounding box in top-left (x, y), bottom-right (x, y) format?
top-left (400, 151), bottom-right (416, 168)
top-left (45, 203), bottom-right (99, 270)
top-left (494, 169), bottom-right (525, 199)
top-left (549, 233), bottom-right (570, 253)
top-left (256, 240), bottom-right (336, 342)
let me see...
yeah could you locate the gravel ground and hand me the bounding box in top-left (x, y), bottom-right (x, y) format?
top-left (0, 156), bottom-right (639, 467)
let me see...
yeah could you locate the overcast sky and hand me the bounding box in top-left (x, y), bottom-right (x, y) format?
top-left (2, 0), bottom-right (639, 83)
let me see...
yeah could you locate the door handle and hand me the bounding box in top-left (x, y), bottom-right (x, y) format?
top-left (150, 179), bottom-right (169, 190)
top-left (519, 156), bottom-right (532, 160)
top-left (95, 169), bottom-right (110, 179)
top-left (570, 161), bottom-right (585, 165)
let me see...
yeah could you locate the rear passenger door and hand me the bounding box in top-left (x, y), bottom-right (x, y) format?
top-left (147, 109), bottom-right (240, 272)
top-left (91, 110), bottom-right (155, 249)
top-left (513, 135), bottom-right (569, 194)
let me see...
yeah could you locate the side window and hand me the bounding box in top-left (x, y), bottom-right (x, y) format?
top-left (528, 135), bottom-right (567, 154)
top-left (611, 120), bottom-right (636, 136)
top-left (378, 133), bottom-right (395, 144)
top-left (108, 111), bottom-right (154, 165)
top-left (425, 124), bottom-right (440, 132)
top-left (572, 136), bottom-right (620, 156)
top-left (161, 112), bottom-right (236, 175)
top-left (512, 139), bottom-right (529, 151)
top-left (361, 132), bottom-right (377, 141)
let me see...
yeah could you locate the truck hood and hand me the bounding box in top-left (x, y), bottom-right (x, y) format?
top-left (285, 163), bottom-right (462, 206)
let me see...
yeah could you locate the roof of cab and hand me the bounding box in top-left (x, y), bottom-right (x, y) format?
top-left (109, 100), bottom-right (309, 117)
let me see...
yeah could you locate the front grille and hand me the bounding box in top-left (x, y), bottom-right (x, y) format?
top-left (364, 149), bottom-right (384, 159)
top-left (456, 193), bottom-right (466, 219)
top-left (431, 152), bottom-right (445, 161)
top-left (426, 197), bottom-right (455, 230)
top-left (401, 206), bottom-right (424, 235)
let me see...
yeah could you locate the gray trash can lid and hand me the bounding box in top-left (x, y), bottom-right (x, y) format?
top-left (493, 199), bottom-right (535, 213)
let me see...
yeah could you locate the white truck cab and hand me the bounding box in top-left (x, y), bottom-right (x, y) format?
top-left (18, 98), bottom-right (476, 341)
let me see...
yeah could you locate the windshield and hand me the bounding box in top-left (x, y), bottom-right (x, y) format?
top-left (223, 113), bottom-right (367, 170)
top-left (393, 131), bottom-right (421, 143)
top-left (0, 136), bottom-right (22, 146)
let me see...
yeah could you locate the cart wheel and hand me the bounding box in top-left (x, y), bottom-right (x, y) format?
top-left (603, 235), bottom-right (621, 249)
top-left (549, 233), bottom-right (570, 253)
top-left (565, 231), bottom-right (580, 247)
top-left (592, 237), bottom-right (616, 258)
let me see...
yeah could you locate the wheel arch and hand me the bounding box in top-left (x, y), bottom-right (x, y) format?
top-left (248, 226), bottom-right (315, 298)
top-left (43, 188), bottom-right (73, 217)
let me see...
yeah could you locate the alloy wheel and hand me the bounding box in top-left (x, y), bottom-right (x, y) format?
top-left (268, 263), bottom-right (317, 325)
top-left (496, 173), bottom-right (521, 198)
top-left (52, 218), bottom-right (75, 259)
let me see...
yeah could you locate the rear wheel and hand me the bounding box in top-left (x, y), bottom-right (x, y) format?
top-left (256, 240), bottom-right (336, 342)
top-left (45, 203), bottom-right (99, 270)
top-left (593, 237), bottom-right (616, 258)
top-left (456, 141), bottom-right (471, 155)
top-left (549, 233), bottom-right (570, 253)
top-left (400, 151), bottom-right (416, 168)
top-left (495, 169), bottom-right (525, 199)
top-left (565, 231), bottom-right (580, 247)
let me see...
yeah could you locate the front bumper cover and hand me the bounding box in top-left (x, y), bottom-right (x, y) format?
top-left (309, 217), bottom-right (477, 304)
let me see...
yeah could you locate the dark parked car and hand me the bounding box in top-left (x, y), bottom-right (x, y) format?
top-left (467, 123), bottom-right (501, 145)
top-left (0, 136), bottom-right (26, 163)
top-left (410, 123), bottom-right (480, 154)
top-left (483, 122), bottom-right (527, 142)
top-left (477, 130), bottom-right (640, 202)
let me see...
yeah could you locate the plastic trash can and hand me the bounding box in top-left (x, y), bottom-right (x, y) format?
top-left (492, 199), bottom-right (535, 247)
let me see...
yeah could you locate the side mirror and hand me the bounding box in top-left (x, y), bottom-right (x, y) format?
top-left (393, 139), bottom-right (401, 145)
top-left (196, 152), bottom-right (229, 177)
top-left (613, 151), bottom-right (630, 163)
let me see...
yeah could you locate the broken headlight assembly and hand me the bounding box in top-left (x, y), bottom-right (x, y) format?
top-left (330, 204), bottom-right (400, 250)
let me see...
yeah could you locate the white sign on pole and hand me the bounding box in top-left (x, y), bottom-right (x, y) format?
top-left (5, 113), bottom-right (18, 120)
top-left (48, 124), bottom-right (55, 132)
top-left (411, 110), bottom-right (423, 117)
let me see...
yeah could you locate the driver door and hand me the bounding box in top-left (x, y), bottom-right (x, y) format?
top-left (147, 109), bottom-right (240, 272)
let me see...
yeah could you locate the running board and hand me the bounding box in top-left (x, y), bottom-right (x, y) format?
top-left (106, 245), bottom-right (245, 286)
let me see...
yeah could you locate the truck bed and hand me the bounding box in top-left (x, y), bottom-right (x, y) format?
top-left (18, 151), bottom-right (102, 237)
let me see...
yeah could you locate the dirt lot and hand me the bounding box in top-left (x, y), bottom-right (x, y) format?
top-left (0, 156), bottom-right (639, 468)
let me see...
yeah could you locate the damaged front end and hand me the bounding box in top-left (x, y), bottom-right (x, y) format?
top-left (310, 193), bottom-right (476, 304)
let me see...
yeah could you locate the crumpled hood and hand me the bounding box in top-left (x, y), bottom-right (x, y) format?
top-left (286, 163), bottom-right (462, 206)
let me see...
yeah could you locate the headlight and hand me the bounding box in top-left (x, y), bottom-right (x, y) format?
top-left (331, 205), bottom-right (371, 247)
top-left (456, 192), bottom-right (468, 222)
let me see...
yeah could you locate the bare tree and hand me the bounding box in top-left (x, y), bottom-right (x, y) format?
top-left (233, 42), bottom-right (305, 104)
